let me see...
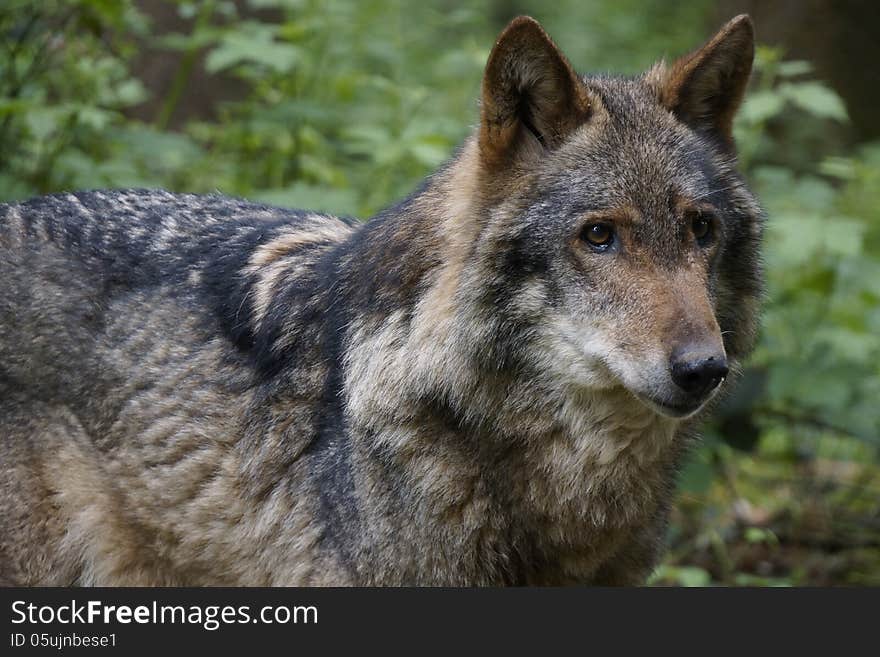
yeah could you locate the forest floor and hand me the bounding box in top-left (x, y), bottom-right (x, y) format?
top-left (653, 436), bottom-right (880, 586)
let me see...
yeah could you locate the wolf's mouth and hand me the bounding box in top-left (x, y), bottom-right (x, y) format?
top-left (634, 393), bottom-right (708, 419)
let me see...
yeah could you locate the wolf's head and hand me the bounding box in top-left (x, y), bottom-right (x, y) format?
top-left (447, 15), bottom-right (763, 420)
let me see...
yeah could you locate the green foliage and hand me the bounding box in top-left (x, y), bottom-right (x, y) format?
top-left (728, 47), bottom-right (880, 446)
top-left (0, 0), bottom-right (877, 585)
top-left (0, 0), bottom-right (487, 214)
top-left (0, 0), bottom-right (150, 197)
top-left (670, 47), bottom-right (880, 585)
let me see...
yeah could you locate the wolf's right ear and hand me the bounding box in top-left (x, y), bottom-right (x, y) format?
top-left (479, 16), bottom-right (591, 170)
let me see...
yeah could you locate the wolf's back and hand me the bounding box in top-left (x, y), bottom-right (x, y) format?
top-left (0, 189), bottom-right (353, 401)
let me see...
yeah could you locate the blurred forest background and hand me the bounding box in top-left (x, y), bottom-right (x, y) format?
top-left (1, 0), bottom-right (877, 585)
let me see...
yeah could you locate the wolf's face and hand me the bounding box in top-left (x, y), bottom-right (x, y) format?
top-left (471, 17), bottom-right (762, 419)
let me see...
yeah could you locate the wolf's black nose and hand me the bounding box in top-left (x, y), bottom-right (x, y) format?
top-left (670, 353), bottom-right (728, 396)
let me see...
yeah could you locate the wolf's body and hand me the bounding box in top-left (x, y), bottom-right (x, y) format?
top-left (0, 16), bottom-right (762, 585)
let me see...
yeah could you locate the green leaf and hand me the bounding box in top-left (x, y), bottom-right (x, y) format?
top-left (407, 140), bottom-right (449, 168)
top-left (25, 107), bottom-right (66, 141)
top-left (253, 183), bottom-right (360, 217)
top-left (813, 327), bottom-right (878, 362)
top-left (155, 30), bottom-right (219, 52)
top-left (76, 106), bottom-right (114, 131)
top-left (651, 565), bottom-right (712, 587)
top-left (740, 90), bottom-right (785, 124)
top-left (247, 0), bottom-right (306, 9)
top-left (776, 60), bottom-right (813, 77)
top-left (819, 157), bottom-right (856, 180)
top-left (766, 215), bottom-right (825, 266)
top-left (114, 79), bottom-right (148, 106)
top-left (779, 81), bottom-right (848, 121)
top-left (744, 527), bottom-right (779, 545)
top-left (205, 24), bottom-right (301, 74)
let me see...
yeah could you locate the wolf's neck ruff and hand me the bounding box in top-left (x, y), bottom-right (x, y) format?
top-left (333, 140), bottom-right (684, 582)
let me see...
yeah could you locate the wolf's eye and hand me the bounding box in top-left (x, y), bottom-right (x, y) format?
top-left (690, 212), bottom-right (714, 244)
top-left (581, 223), bottom-right (614, 251)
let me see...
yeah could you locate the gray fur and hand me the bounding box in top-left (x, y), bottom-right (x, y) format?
top-left (0, 16), bottom-right (762, 585)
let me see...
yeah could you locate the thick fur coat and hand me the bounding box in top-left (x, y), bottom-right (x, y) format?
top-left (0, 16), bottom-right (763, 585)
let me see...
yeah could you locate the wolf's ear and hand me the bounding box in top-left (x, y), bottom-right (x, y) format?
top-left (479, 16), bottom-right (591, 169)
top-left (656, 14), bottom-right (754, 148)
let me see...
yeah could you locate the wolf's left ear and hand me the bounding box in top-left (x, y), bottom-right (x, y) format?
top-left (479, 16), bottom-right (591, 169)
top-left (655, 14), bottom-right (754, 148)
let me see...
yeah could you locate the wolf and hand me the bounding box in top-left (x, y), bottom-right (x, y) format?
top-left (0, 15), bottom-right (762, 585)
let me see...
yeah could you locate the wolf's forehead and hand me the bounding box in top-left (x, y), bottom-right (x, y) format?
top-left (555, 150), bottom-right (714, 215)
top-left (555, 86), bottom-right (719, 210)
